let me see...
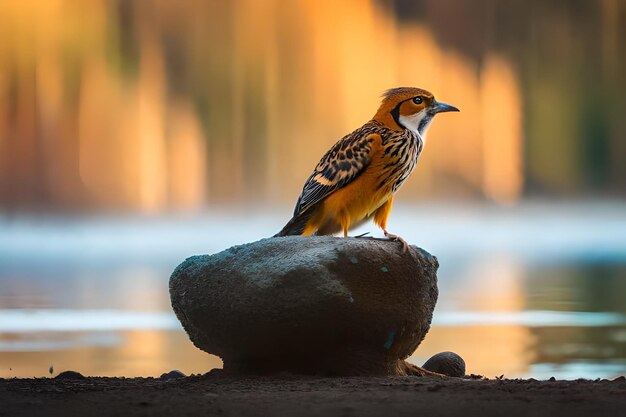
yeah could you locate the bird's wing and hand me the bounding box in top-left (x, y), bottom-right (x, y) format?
top-left (293, 131), bottom-right (381, 216)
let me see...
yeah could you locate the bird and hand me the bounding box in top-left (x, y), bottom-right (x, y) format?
top-left (275, 87), bottom-right (459, 249)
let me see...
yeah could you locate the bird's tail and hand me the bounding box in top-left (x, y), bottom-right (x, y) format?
top-left (274, 207), bottom-right (317, 237)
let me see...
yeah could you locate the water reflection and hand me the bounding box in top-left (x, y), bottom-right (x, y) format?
top-left (0, 264), bottom-right (172, 311)
top-left (525, 263), bottom-right (626, 314)
top-left (1, 204), bottom-right (625, 379)
top-left (0, 331), bottom-right (221, 378)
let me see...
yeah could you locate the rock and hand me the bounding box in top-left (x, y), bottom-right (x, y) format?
top-left (160, 370), bottom-right (186, 379)
top-left (422, 352), bottom-right (466, 377)
top-left (169, 236), bottom-right (438, 376)
top-left (54, 370), bottom-right (86, 380)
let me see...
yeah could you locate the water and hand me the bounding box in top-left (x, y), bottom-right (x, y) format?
top-left (1, 202), bottom-right (625, 379)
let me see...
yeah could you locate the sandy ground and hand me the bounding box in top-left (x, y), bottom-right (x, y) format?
top-left (1, 373), bottom-right (625, 417)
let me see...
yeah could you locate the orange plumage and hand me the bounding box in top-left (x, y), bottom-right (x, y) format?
top-left (276, 87), bottom-right (458, 245)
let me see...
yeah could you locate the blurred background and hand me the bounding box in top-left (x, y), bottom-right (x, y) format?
top-left (1, 0), bottom-right (625, 379)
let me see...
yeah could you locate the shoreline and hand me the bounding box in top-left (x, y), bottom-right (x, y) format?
top-left (2, 374), bottom-right (625, 417)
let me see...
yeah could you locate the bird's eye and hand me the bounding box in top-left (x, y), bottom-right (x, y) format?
top-left (412, 97), bottom-right (423, 105)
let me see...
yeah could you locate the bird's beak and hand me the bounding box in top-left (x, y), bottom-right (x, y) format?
top-left (432, 100), bottom-right (460, 114)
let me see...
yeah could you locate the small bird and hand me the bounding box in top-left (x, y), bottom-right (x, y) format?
top-left (276, 87), bottom-right (458, 249)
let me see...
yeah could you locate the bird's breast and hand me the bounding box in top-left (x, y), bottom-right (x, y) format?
top-left (377, 132), bottom-right (422, 192)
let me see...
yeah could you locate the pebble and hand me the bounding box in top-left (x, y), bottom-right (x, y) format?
top-left (160, 370), bottom-right (186, 380)
top-left (422, 351), bottom-right (466, 377)
top-left (55, 370), bottom-right (86, 380)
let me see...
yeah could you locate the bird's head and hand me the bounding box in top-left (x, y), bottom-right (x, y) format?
top-left (373, 87), bottom-right (459, 135)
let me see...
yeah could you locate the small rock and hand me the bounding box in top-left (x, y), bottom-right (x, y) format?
top-left (170, 236), bottom-right (439, 376)
top-left (54, 370), bottom-right (86, 380)
top-left (422, 351), bottom-right (465, 377)
top-left (160, 370), bottom-right (186, 379)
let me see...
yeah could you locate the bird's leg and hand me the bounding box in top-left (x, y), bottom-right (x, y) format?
top-left (340, 210), bottom-right (350, 238)
top-left (384, 230), bottom-right (409, 252)
top-left (374, 198), bottom-right (408, 251)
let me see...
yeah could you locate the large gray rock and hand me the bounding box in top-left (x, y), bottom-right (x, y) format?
top-left (169, 236), bottom-right (439, 376)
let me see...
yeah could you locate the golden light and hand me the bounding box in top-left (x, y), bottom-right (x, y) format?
top-left (0, 0), bottom-right (525, 211)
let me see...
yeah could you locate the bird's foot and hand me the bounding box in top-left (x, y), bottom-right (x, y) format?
top-left (384, 231), bottom-right (409, 252)
top-left (400, 362), bottom-right (446, 378)
top-left (354, 232), bottom-right (370, 238)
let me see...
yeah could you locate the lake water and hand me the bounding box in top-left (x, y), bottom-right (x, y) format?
top-left (1, 202), bottom-right (625, 379)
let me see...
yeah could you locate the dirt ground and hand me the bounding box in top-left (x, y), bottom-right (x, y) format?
top-left (1, 373), bottom-right (625, 417)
